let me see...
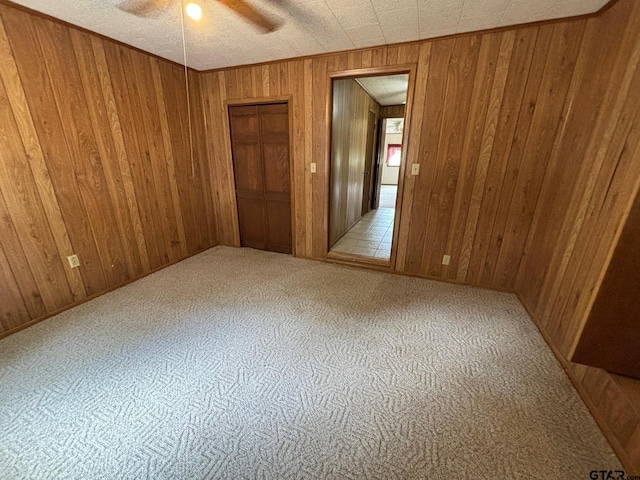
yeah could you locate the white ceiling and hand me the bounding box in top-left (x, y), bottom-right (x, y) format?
top-left (9, 0), bottom-right (610, 70)
top-left (356, 74), bottom-right (408, 106)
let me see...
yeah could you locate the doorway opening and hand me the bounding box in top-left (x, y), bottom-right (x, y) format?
top-left (328, 73), bottom-right (410, 263)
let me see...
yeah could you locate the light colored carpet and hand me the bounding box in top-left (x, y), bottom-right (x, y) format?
top-left (0, 247), bottom-right (620, 479)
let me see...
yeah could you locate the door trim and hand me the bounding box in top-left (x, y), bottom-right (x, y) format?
top-left (324, 64), bottom-right (418, 270)
top-left (225, 96), bottom-right (296, 255)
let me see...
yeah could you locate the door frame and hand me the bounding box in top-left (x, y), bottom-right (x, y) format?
top-left (224, 96), bottom-right (297, 256)
top-left (324, 65), bottom-right (417, 270)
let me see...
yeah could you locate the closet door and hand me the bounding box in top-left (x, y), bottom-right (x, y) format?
top-left (229, 103), bottom-right (292, 254)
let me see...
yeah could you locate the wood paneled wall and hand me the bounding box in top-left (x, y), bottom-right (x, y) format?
top-left (329, 78), bottom-right (380, 245)
top-left (515, 0), bottom-right (640, 472)
top-left (201, 18), bottom-right (589, 291)
top-left (0, 3), bottom-right (217, 335)
top-left (200, 1), bottom-right (640, 471)
top-left (379, 104), bottom-right (405, 119)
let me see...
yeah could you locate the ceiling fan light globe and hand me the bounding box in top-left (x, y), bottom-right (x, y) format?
top-left (186, 3), bottom-right (203, 21)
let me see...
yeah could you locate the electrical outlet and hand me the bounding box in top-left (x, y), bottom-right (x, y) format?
top-left (411, 164), bottom-right (420, 175)
top-left (442, 254), bottom-right (451, 266)
top-left (67, 254), bottom-right (80, 269)
top-left (310, 163), bottom-right (317, 174)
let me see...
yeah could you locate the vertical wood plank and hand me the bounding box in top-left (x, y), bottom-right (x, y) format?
top-left (261, 64), bottom-right (270, 97)
top-left (290, 60), bottom-right (306, 256)
top-left (312, 56), bottom-right (329, 258)
top-left (303, 59), bottom-right (314, 258)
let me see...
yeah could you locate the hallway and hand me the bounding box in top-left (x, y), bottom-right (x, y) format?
top-left (330, 208), bottom-right (394, 258)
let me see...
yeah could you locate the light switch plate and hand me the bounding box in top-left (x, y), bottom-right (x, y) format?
top-left (442, 255), bottom-right (451, 266)
top-left (411, 164), bottom-right (420, 175)
top-left (310, 163), bottom-right (317, 174)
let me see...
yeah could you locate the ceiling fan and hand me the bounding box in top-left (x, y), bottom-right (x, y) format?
top-left (117, 0), bottom-right (281, 32)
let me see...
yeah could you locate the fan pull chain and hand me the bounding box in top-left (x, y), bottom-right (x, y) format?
top-left (180, 0), bottom-right (196, 179)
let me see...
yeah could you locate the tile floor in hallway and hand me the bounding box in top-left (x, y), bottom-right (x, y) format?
top-left (330, 207), bottom-right (395, 258)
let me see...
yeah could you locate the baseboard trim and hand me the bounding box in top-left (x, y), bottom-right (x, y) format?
top-left (320, 250), bottom-right (514, 293)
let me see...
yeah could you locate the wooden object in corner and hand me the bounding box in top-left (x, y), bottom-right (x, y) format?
top-left (572, 190), bottom-right (640, 379)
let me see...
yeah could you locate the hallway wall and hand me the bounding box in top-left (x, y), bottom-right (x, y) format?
top-left (329, 78), bottom-right (381, 246)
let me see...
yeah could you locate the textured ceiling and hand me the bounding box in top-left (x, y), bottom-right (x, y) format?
top-left (356, 74), bottom-right (408, 106)
top-left (9, 0), bottom-right (610, 70)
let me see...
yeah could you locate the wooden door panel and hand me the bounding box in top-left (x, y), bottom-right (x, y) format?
top-left (263, 143), bottom-right (290, 194)
top-left (259, 103), bottom-right (288, 124)
top-left (264, 191), bottom-right (290, 203)
top-left (232, 143), bottom-right (263, 192)
top-left (260, 113), bottom-right (287, 135)
top-left (266, 200), bottom-right (292, 253)
top-left (236, 195), bottom-right (266, 250)
top-left (229, 103), bottom-right (291, 254)
top-left (230, 114), bottom-right (259, 141)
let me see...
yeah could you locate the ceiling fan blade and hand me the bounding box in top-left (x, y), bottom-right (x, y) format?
top-left (218, 0), bottom-right (281, 33)
top-left (117, 0), bottom-right (175, 18)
